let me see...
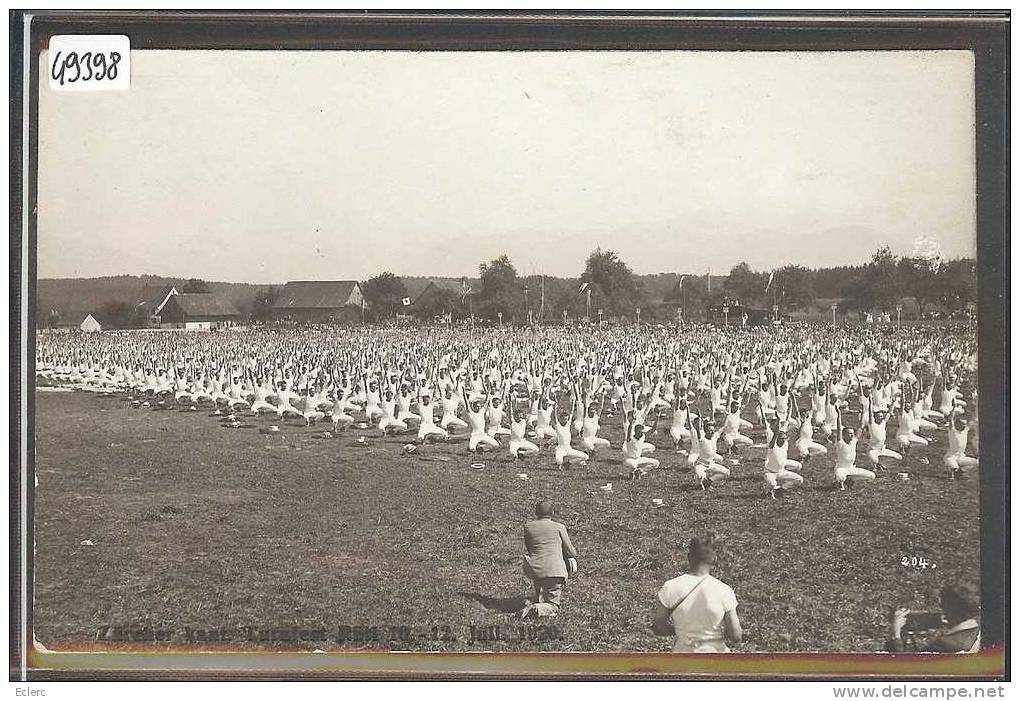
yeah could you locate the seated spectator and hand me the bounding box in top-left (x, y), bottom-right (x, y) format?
top-left (886, 584), bottom-right (980, 653)
top-left (653, 533), bottom-right (742, 652)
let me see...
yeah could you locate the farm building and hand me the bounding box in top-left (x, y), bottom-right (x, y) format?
top-left (135, 284), bottom-right (180, 327)
top-left (159, 293), bottom-right (241, 330)
top-left (271, 281), bottom-right (365, 323)
top-left (401, 278), bottom-right (464, 317)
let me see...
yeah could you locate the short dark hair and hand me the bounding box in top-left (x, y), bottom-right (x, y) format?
top-left (688, 533), bottom-right (718, 568)
top-left (940, 584), bottom-right (979, 623)
top-left (535, 500), bottom-right (554, 518)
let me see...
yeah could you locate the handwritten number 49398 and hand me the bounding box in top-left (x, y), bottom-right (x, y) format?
top-left (51, 50), bottom-right (122, 86)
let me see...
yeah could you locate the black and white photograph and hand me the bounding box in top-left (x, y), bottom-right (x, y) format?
top-left (13, 10), bottom-right (1009, 681)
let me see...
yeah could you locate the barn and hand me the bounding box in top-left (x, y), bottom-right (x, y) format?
top-left (132, 284), bottom-right (180, 327)
top-left (401, 278), bottom-right (463, 318)
top-left (159, 293), bottom-right (241, 330)
top-left (271, 281), bottom-right (365, 323)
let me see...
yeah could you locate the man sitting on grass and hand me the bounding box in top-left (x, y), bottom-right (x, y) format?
top-left (520, 501), bottom-right (577, 620)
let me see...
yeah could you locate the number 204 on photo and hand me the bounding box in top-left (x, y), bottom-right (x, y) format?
top-left (48, 35), bottom-right (130, 91)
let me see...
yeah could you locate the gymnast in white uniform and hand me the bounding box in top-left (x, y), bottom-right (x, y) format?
top-left (464, 384), bottom-right (500, 453)
top-left (580, 392), bottom-right (611, 454)
top-left (550, 391), bottom-right (588, 468)
top-left (690, 409), bottom-right (730, 490)
top-left (832, 405), bottom-right (875, 491)
top-left (439, 385), bottom-right (468, 433)
top-left (534, 392), bottom-right (557, 443)
top-left (669, 394), bottom-right (692, 452)
top-left (507, 393), bottom-right (540, 459)
top-left (377, 386), bottom-right (408, 435)
top-left (760, 406), bottom-right (803, 499)
top-left (415, 392), bottom-right (449, 444)
top-left (486, 393), bottom-right (512, 439)
top-left (790, 397), bottom-right (828, 462)
top-left (894, 385), bottom-right (928, 453)
top-left (943, 413), bottom-right (978, 479)
top-left (864, 400), bottom-right (902, 472)
top-left (623, 410), bottom-right (659, 479)
top-left (721, 398), bottom-right (754, 454)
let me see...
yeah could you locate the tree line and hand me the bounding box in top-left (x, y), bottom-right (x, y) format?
top-left (668, 247), bottom-right (976, 320)
top-left (345, 245), bottom-right (976, 324)
top-left (53, 248), bottom-right (976, 329)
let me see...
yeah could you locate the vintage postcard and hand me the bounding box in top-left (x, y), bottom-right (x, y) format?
top-left (11, 10), bottom-right (1009, 682)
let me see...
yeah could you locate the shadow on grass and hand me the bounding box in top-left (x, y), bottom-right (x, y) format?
top-left (674, 482), bottom-right (712, 493)
top-left (459, 591), bottom-right (529, 614)
top-left (728, 490), bottom-right (773, 501)
top-left (578, 473), bottom-right (628, 483)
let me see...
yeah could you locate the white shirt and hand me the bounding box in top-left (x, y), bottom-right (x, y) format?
top-left (657, 573), bottom-right (737, 652)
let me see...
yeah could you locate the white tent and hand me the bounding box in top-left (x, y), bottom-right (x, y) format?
top-left (79, 314), bottom-right (102, 333)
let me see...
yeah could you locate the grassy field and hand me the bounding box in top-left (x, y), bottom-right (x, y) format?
top-left (33, 390), bottom-right (980, 653)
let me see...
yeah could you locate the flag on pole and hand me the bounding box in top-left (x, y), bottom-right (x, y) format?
top-left (678, 275), bottom-right (687, 289)
top-left (765, 271), bottom-right (775, 292)
top-left (401, 297), bottom-right (411, 307)
top-left (578, 282), bottom-right (590, 295)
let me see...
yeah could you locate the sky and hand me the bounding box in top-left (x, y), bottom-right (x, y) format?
top-left (37, 50), bottom-right (976, 283)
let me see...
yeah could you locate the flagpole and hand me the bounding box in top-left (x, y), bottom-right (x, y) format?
top-left (680, 275), bottom-right (685, 324)
top-left (769, 270), bottom-right (778, 323)
top-left (539, 276), bottom-right (545, 323)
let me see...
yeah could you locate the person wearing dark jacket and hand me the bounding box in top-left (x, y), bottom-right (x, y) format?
top-left (520, 501), bottom-right (577, 620)
top-left (886, 584), bottom-right (980, 653)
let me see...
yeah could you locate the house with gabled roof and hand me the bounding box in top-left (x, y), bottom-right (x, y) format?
top-left (271, 280), bottom-right (365, 323)
top-left (136, 284), bottom-right (179, 327)
top-left (159, 293), bottom-right (241, 330)
top-left (400, 278), bottom-right (464, 318)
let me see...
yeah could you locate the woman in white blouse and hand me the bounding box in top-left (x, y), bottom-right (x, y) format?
top-left (653, 533), bottom-right (742, 652)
